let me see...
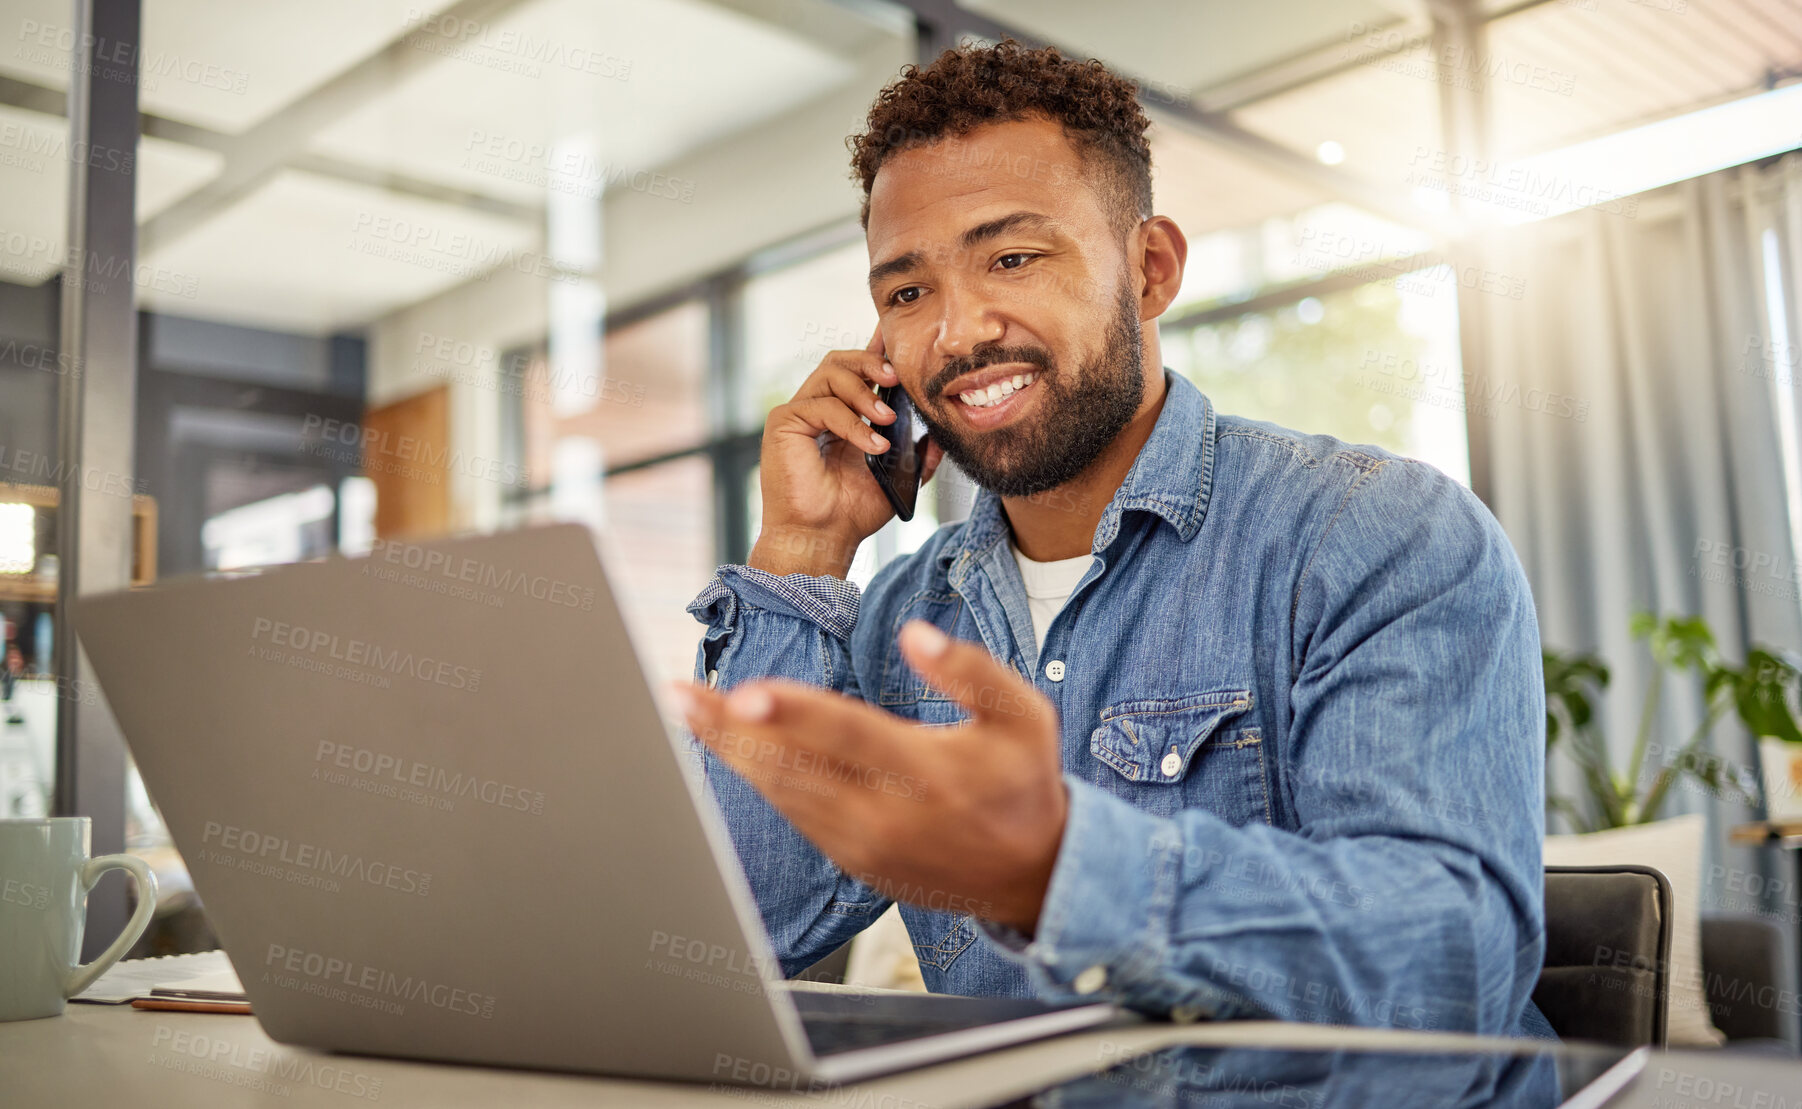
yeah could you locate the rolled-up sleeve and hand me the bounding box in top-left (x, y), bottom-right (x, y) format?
top-left (976, 460), bottom-right (1549, 1036)
top-left (683, 565), bottom-right (891, 976)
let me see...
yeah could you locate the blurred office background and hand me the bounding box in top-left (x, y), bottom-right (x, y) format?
top-left (1, 0), bottom-right (1800, 996)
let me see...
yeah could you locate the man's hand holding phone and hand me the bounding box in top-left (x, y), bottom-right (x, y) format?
top-left (748, 327), bottom-right (942, 579)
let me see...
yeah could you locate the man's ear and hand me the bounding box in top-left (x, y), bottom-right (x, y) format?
top-left (1135, 215), bottom-right (1188, 318)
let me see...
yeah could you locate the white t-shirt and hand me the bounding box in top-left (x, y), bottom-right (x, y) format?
top-left (1010, 539), bottom-right (1094, 652)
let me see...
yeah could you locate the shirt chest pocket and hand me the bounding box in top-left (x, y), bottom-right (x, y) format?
top-left (1088, 690), bottom-right (1272, 824)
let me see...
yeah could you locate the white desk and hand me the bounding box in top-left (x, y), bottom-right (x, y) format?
top-left (4, 995), bottom-right (1800, 1108)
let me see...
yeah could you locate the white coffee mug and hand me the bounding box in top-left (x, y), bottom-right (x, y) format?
top-left (0, 817), bottom-right (157, 1021)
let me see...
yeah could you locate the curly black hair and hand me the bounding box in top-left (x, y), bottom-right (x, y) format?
top-left (848, 39), bottom-right (1153, 241)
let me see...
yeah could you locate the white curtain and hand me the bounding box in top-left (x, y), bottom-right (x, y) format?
top-left (1468, 152), bottom-right (1802, 912)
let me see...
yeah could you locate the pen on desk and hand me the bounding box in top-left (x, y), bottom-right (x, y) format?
top-left (131, 998), bottom-right (253, 1015)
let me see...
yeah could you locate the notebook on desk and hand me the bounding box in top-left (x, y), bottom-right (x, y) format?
top-left (75, 525), bottom-right (1125, 1085)
top-left (75, 949), bottom-right (246, 1004)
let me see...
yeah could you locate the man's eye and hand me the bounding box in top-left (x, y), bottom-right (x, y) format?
top-left (889, 286), bottom-right (922, 306)
top-left (995, 253), bottom-right (1035, 270)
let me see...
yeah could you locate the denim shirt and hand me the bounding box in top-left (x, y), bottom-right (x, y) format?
top-left (684, 370), bottom-right (1552, 1038)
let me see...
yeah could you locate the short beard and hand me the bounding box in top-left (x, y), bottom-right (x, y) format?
top-left (913, 277), bottom-right (1145, 498)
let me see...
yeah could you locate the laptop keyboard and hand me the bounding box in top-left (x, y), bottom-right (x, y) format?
top-left (803, 1013), bottom-right (998, 1055)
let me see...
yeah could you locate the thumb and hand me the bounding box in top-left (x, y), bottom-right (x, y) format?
top-left (897, 620), bottom-right (1049, 731)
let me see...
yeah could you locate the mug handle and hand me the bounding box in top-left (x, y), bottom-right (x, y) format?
top-left (62, 854), bottom-right (159, 999)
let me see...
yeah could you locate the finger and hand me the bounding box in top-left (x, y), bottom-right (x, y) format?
top-left (784, 396), bottom-right (890, 454)
top-left (675, 678), bottom-right (918, 801)
top-left (799, 350), bottom-right (895, 396)
top-left (817, 365), bottom-right (896, 426)
top-left (672, 681), bottom-right (804, 793)
top-left (897, 620), bottom-right (1047, 731)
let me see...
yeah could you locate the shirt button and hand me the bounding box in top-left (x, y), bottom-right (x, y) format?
top-left (1160, 750), bottom-right (1182, 778)
top-left (1045, 659), bottom-right (1066, 682)
top-left (1073, 964), bottom-right (1108, 995)
top-left (706, 669), bottom-right (719, 689)
top-left (1171, 1003), bottom-right (1209, 1023)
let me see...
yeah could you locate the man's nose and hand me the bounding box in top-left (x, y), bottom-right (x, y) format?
top-left (930, 280), bottom-right (1004, 363)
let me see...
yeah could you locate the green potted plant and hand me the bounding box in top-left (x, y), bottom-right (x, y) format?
top-left (1542, 613), bottom-right (1802, 831)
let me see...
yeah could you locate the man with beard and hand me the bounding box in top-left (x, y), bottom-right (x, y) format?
top-left (671, 40), bottom-right (1552, 1039)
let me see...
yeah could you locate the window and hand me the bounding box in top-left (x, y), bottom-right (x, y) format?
top-left (742, 239), bottom-right (878, 429)
top-left (1165, 274), bottom-right (1470, 484)
top-left (602, 456), bottom-right (716, 688)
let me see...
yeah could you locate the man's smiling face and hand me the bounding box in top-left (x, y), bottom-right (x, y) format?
top-left (864, 115), bottom-right (1152, 497)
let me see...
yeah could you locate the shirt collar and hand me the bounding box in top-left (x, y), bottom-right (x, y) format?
top-left (939, 369), bottom-right (1216, 583)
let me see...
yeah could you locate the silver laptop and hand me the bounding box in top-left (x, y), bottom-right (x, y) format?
top-left (75, 524), bottom-right (1120, 1086)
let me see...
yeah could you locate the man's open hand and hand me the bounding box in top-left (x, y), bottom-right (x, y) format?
top-left (673, 621), bottom-right (1067, 933)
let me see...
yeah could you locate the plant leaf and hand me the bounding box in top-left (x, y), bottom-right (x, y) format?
top-left (1735, 648), bottom-right (1802, 743)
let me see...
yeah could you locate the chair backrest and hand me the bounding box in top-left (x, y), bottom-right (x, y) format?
top-left (1533, 864), bottom-right (1673, 1047)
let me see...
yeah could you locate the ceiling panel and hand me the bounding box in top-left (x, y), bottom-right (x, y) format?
top-left (961, 0), bottom-right (1411, 98)
top-left (135, 168), bottom-right (538, 332)
top-left (1484, 0), bottom-right (1802, 159)
top-left (0, 105), bottom-right (221, 284)
top-left (1, 0), bottom-right (465, 134)
top-left (1229, 43), bottom-right (1440, 204)
top-left (1149, 120), bottom-right (1325, 238)
top-left (306, 0), bottom-right (860, 205)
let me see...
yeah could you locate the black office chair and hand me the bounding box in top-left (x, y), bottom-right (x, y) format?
top-left (1533, 864), bottom-right (1673, 1047)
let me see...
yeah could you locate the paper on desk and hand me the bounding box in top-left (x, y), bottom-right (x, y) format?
top-left (73, 949), bottom-right (243, 1004)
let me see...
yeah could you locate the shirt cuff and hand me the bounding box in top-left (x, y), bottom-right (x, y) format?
top-left (686, 564), bottom-right (862, 642)
top-left (973, 776), bottom-right (1229, 1018)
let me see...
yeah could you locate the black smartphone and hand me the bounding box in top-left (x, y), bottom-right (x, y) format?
top-left (864, 383), bottom-right (930, 522)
